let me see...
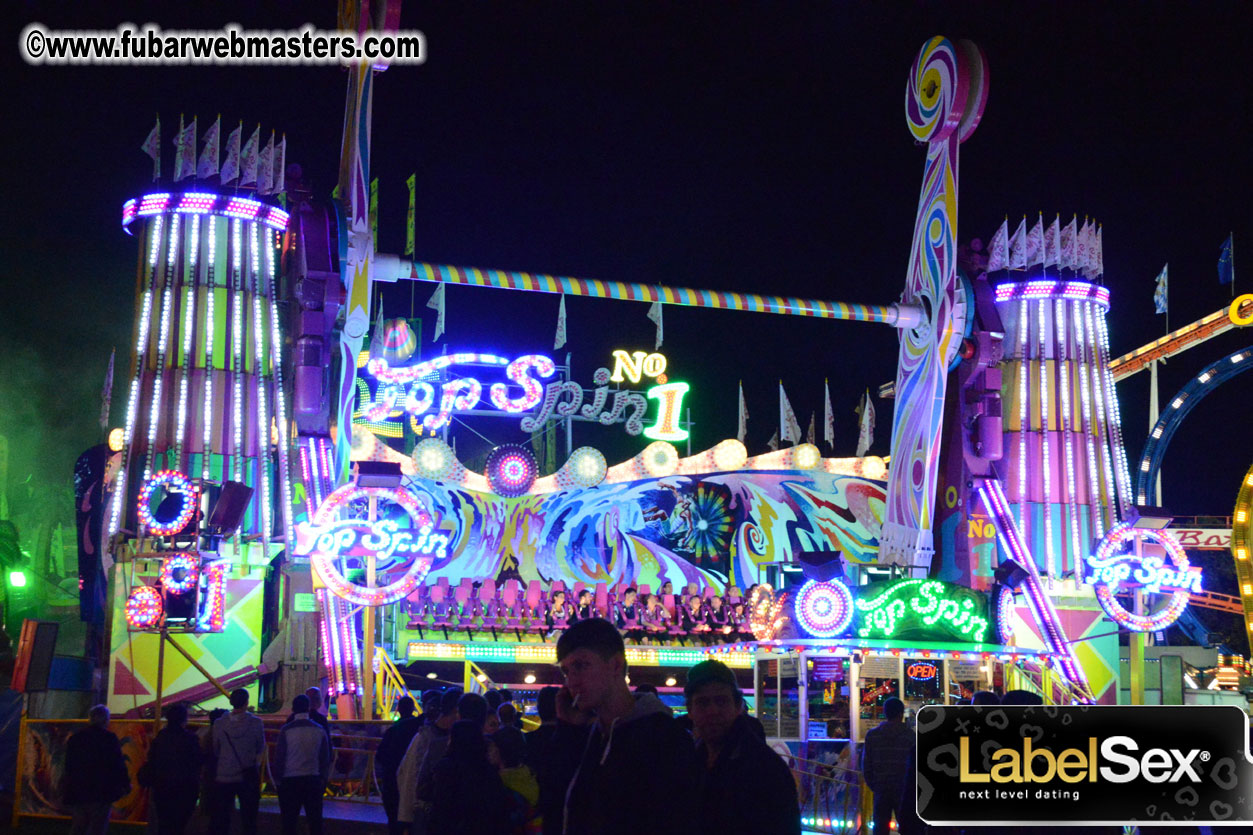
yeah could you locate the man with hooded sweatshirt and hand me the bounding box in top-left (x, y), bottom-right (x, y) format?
top-left (549, 617), bottom-right (698, 835)
top-left (396, 688), bottom-right (462, 832)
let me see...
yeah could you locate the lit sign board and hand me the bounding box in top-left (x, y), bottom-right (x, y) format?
top-left (854, 579), bottom-right (991, 644)
top-left (1083, 523), bottom-right (1200, 632)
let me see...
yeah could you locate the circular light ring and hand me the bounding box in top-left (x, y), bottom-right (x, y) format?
top-left (125, 585), bottom-right (164, 629)
top-left (413, 438), bottom-right (456, 480)
top-left (560, 447), bottom-right (607, 489)
top-left (137, 470), bottom-right (197, 535)
top-left (793, 443), bottom-right (822, 470)
top-left (641, 441), bottom-right (679, 477)
top-left (486, 444), bottom-right (538, 497)
top-left (1089, 523), bottom-right (1192, 632)
top-left (309, 485), bottom-right (439, 607)
top-left (711, 439), bottom-right (748, 471)
top-left (160, 553), bottom-right (200, 594)
top-left (995, 586), bottom-right (1015, 644)
top-left (794, 579), bottom-right (854, 638)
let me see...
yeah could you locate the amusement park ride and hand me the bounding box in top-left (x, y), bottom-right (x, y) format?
top-left (97, 1), bottom-right (1252, 751)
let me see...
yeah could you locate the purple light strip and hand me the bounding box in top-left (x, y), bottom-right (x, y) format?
top-left (145, 214), bottom-right (181, 482)
top-left (174, 214), bottom-right (200, 470)
top-left (230, 219), bottom-right (244, 484)
top-left (1017, 299), bottom-right (1029, 529)
top-left (1037, 300), bottom-right (1056, 578)
top-left (1095, 311), bottom-right (1133, 517)
top-left (995, 280), bottom-right (1110, 309)
top-left (265, 229), bottom-right (294, 546)
top-left (249, 223), bottom-right (272, 544)
top-left (202, 216), bottom-right (217, 481)
top-left (125, 191), bottom-right (290, 232)
top-left (1075, 299), bottom-right (1104, 542)
top-left (1056, 300), bottom-right (1083, 572)
top-left (1084, 302), bottom-right (1119, 532)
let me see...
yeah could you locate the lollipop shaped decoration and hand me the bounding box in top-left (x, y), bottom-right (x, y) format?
top-left (486, 444), bottom-right (539, 497)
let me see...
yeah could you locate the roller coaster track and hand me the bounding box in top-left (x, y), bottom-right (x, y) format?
top-left (1109, 295), bottom-right (1253, 380)
top-left (1188, 590), bottom-right (1244, 615)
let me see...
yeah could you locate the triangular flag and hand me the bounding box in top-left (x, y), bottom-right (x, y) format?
top-left (273, 135), bottom-right (287, 195)
top-left (823, 379), bottom-right (835, 450)
top-left (257, 131), bottom-right (275, 194)
top-left (647, 301), bottom-right (663, 349)
top-left (1024, 214), bottom-right (1044, 266)
top-left (1043, 214), bottom-right (1061, 268)
top-left (855, 389), bottom-right (875, 457)
top-left (987, 218), bottom-right (1009, 271)
top-left (766, 429), bottom-right (779, 452)
top-left (197, 116), bottom-right (221, 180)
top-left (779, 382), bottom-right (802, 446)
top-left (240, 124), bottom-right (260, 187)
top-left (99, 348), bottom-right (115, 432)
top-left (141, 115), bottom-right (161, 181)
top-left (427, 283), bottom-right (445, 341)
top-left (369, 300), bottom-right (385, 360)
top-left (220, 122), bottom-right (243, 185)
top-left (1154, 265), bottom-right (1168, 315)
top-left (554, 294), bottom-right (567, 350)
top-left (806, 412), bottom-right (816, 445)
top-left (173, 115), bottom-right (197, 181)
top-left (405, 173), bottom-right (417, 256)
top-left (1008, 216), bottom-right (1029, 269)
top-left (1059, 215), bottom-right (1078, 269)
top-left (737, 382), bottom-right (748, 443)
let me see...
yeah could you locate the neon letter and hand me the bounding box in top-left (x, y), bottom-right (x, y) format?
top-left (643, 382), bottom-right (690, 441)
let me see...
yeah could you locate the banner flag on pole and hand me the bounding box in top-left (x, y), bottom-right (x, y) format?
top-left (99, 348), bottom-right (115, 432)
top-left (554, 294), bottom-right (567, 350)
top-left (1043, 214), bottom-right (1061, 268)
top-left (1095, 224), bottom-right (1104, 278)
top-left (173, 114), bottom-right (197, 181)
top-left (766, 429), bottom-right (779, 452)
top-left (220, 121), bottom-right (242, 185)
top-left (987, 218), bottom-right (1009, 271)
top-left (1060, 214), bottom-right (1077, 269)
top-left (240, 124), bottom-right (260, 186)
top-left (141, 115), bottom-right (161, 181)
top-left (806, 412), bottom-right (816, 445)
top-left (1024, 213), bottom-right (1044, 266)
top-left (405, 173), bottom-right (416, 256)
top-left (427, 282), bottom-right (445, 341)
top-left (1076, 217), bottom-right (1091, 272)
top-left (1008, 216), bottom-right (1028, 269)
top-left (823, 378), bottom-right (835, 450)
top-left (779, 382), bottom-right (802, 446)
top-left (737, 381), bottom-right (748, 443)
top-left (1154, 264), bottom-right (1169, 315)
top-left (197, 115), bottom-right (220, 180)
top-left (257, 131), bottom-right (275, 195)
top-left (273, 135), bottom-right (287, 195)
top-left (855, 389), bottom-right (875, 457)
top-left (370, 178), bottom-right (379, 253)
top-left (1219, 234), bottom-right (1234, 285)
top-left (1085, 220), bottom-right (1101, 277)
top-left (647, 301), bottom-right (663, 349)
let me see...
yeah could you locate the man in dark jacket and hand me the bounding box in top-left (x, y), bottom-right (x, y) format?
top-left (861, 697), bottom-right (913, 835)
top-left (63, 704), bottom-right (130, 835)
top-left (144, 702), bottom-right (203, 835)
top-left (549, 618), bottom-right (699, 835)
top-left (376, 696), bottom-right (422, 835)
top-left (685, 660), bottom-right (799, 835)
top-left (524, 686), bottom-right (561, 835)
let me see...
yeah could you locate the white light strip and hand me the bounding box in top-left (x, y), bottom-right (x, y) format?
top-left (202, 216), bottom-right (217, 481)
top-left (1056, 300), bottom-right (1083, 571)
top-left (1096, 311), bottom-right (1134, 517)
top-left (1017, 298), bottom-right (1029, 532)
top-left (1038, 300), bottom-right (1055, 577)
top-left (1075, 299), bottom-right (1104, 541)
top-left (250, 223), bottom-right (272, 542)
top-left (145, 214), bottom-right (181, 481)
top-left (175, 215), bottom-right (200, 469)
top-left (231, 219), bottom-right (244, 484)
top-left (1084, 302), bottom-right (1118, 532)
top-left (265, 228), bottom-right (294, 544)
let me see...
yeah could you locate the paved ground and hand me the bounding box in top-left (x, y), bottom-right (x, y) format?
top-left (5, 798), bottom-right (390, 833)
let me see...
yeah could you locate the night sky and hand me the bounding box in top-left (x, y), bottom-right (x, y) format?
top-left (4, 2), bottom-right (1251, 530)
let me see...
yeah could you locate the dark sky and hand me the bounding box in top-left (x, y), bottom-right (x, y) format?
top-left (3, 1), bottom-right (1251, 520)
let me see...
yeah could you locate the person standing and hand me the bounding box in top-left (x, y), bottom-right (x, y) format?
top-left (861, 697), bottom-right (913, 835)
top-left (274, 694), bottom-right (332, 835)
top-left (211, 688), bottom-right (266, 835)
top-left (143, 703), bottom-right (204, 835)
top-left (427, 720), bottom-right (513, 835)
top-left (291, 686), bottom-right (332, 738)
top-left (396, 688), bottom-right (461, 833)
top-left (62, 704), bottom-right (129, 835)
top-left (376, 696), bottom-right (423, 835)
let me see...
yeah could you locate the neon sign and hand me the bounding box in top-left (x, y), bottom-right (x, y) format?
top-left (907, 662), bottom-right (938, 681)
top-left (610, 350), bottom-right (668, 384)
top-left (794, 578), bottom-right (855, 638)
top-left (854, 579), bottom-right (991, 644)
top-left (1083, 523), bottom-right (1199, 632)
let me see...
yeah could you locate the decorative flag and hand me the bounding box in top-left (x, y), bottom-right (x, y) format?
top-left (1218, 234), bottom-right (1234, 285)
top-left (1075, 218), bottom-right (1091, 274)
top-left (823, 379), bottom-right (835, 450)
top-left (427, 282), bottom-right (445, 341)
top-left (257, 131), bottom-right (275, 194)
top-left (855, 389), bottom-right (875, 457)
top-left (987, 218), bottom-right (1009, 271)
top-left (370, 178), bottom-right (379, 252)
top-left (766, 429), bottom-right (779, 452)
top-left (141, 115), bottom-right (161, 181)
top-left (220, 121), bottom-right (243, 185)
top-left (1060, 215), bottom-right (1077, 269)
top-left (1008, 216), bottom-right (1028, 269)
top-left (1095, 225), bottom-right (1104, 278)
top-left (806, 412), bottom-right (816, 445)
top-left (405, 173), bottom-right (416, 256)
top-left (197, 115), bottom-right (220, 180)
top-left (779, 382), bottom-right (802, 446)
top-left (98, 348), bottom-right (115, 432)
top-left (240, 124), bottom-right (260, 187)
top-left (1023, 214), bottom-right (1044, 266)
top-left (368, 300), bottom-right (385, 360)
top-left (1154, 264), bottom-right (1168, 315)
top-left (173, 115), bottom-right (197, 181)
top-left (647, 301), bottom-right (663, 349)
top-left (1087, 221), bottom-right (1101, 276)
top-left (737, 382), bottom-right (748, 443)
top-left (1043, 214), bottom-right (1061, 268)
top-left (273, 135), bottom-right (287, 195)
top-left (554, 294), bottom-right (567, 350)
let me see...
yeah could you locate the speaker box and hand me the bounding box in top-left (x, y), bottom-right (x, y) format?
top-left (12, 619), bottom-right (59, 693)
top-left (993, 560), bottom-right (1030, 590)
top-left (795, 550), bottom-right (844, 583)
top-left (207, 481), bottom-right (254, 534)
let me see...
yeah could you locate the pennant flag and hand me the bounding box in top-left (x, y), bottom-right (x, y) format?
top-left (1154, 264), bottom-right (1168, 315)
top-left (405, 173), bottom-right (417, 256)
top-left (1076, 218), bottom-right (1091, 274)
top-left (1218, 234), bottom-right (1234, 285)
top-left (779, 382), bottom-right (802, 446)
top-left (806, 412), bottom-right (816, 445)
top-left (141, 115), bottom-right (161, 181)
top-left (1043, 214), bottom-right (1061, 268)
top-left (427, 282), bottom-right (446, 341)
top-left (257, 131), bottom-right (275, 194)
top-left (220, 121), bottom-right (243, 185)
top-left (99, 348), bottom-right (115, 432)
top-left (240, 124), bottom-right (261, 186)
top-left (1059, 215), bottom-right (1077, 269)
top-left (1008, 216), bottom-right (1028, 269)
top-left (173, 115), bottom-right (197, 181)
top-left (554, 294), bottom-right (567, 350)
top-left (766, 429), bottom-right (779, 452)
top-left (987, 218), bottom-right (1009, 271)
top-left (647, 301), bottom-right (663, 349)
top-left (737, 382), bottom-right (748, 443)
top-left (1024, 213), bottom-right (1044, 266)
top-left (197, 115), bottom-right (221, 180)
top-left (368, 299), bottom-right (385, 361)
top-left (1095, 225), bottom-right (1104, 278)
top-left (823, 379), bottom-right (835, 450)
top-left (370, 178), bottom-right (379, 252)
top-left (855, 389), bottom-right (876, 457)
top-left (273, 135), bottom-right (287, 195)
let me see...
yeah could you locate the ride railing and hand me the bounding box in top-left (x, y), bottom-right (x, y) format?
top-left (787, 755), bottom-right (864, 834)
top-left (374, 645), bottom-right (414, 719)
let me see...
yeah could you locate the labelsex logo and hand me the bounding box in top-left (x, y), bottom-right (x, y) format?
top-left (960, 736), bottom-right (1206, 784)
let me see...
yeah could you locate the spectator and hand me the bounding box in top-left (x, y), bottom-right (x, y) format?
top-left (376, 696), bottom-right (423, 835)
top-left (427, 720), bottom-right (513, 835)
top-left (210, 688), bottom-right (266, 835)
top-left (397, 688), bottom-right (461, 832)
top-left (550, 618), bottom-right (698, 835)
top-left (143, 703), bottom-right (203, 835)
top-left (685, 660), bottom-right (799, 835)
top-left (418, 689), bottom-right (442, 726)
top-left (484, 708), bottom-right (502, 735)
top-left (486, 689), bottom-right (503, 713)
top-left (291, 686), bottom-right (332, 738)
top-left (494, 703), bottom-right (526, 757)
top-left (680, 594), bottom-right (709, 636)
top-left (1002, 689), bottom-right (1044, 706)
top-left (546, 590), bottom-right (574, 631)
top-left (861, 697), bottom-right (913, 835)
top-left (572, 589), bottom-right (596, 621)
top-left (524, 686), bottom-right (562, 835)
top-left (62, 704), bottom-right (129, 835)
top-left (273, 694), bottom-right (332, 835)
top-left (494, 718), bottom-right (542, 835)
top-left (971, 690), bottom-right (1001, 706)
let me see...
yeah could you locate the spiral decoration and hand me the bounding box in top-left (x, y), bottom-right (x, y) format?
top-left (137, 470), bottom-right (196, 536)
top-left (794, 579), bottom-right (855, 638)
top-left (125, 585), bottom-right (164, 629)
top-left (905, 37), bottom-right (971, 143)
top-left (160, 553), bottom-right (200, 595)
top-left (486, 444), bottom-right (539, 497)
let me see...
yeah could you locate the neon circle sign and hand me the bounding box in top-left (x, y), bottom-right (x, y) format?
top-left (794, 579), bottom-right (854, 638)
top-left (298, 485), bottom-right (448, 607)
top-left (1083, 523), bottom-right (1200, 632)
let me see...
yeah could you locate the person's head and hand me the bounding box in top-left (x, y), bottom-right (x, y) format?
top-left (457, 692), bottom-right (489, 728)
top-left (305, 687), bottom-right (323, 712)
top-left (396, 696), bottom-right (416, 718)
top-left (577, 589), bottom-right (592, 606)
top-left (684, 661), bottom-right (742, 745)
top-left (556, 617), bottom-right (628, 712)
top-left (536, 686), bottom-right (559, 722)
top-left (689, 594), bottom-right (703, 609)
top-left (633, 683), bottom-right (659, 695)
top-left (497, 702), bottom-right (517, 727)
top-left (1001, 689), bottom-right (1044, 706)
top-left (492, 725), bottom-right (527, 768)
top-left (483, 711), bottom-right (501, 735)
top-left (88, 704), bottom-right (110, 727)
top-left (623, 587), bottom-right (637, 606)
top-left (438, 689), bottom-right (462, 727)
top-left (686, 582), bottom-right (698, 595)
top-left (552, 590), bottom-right (565, 606)
top-left (163, 703), bottom-right (189, 728)
top-left (971, 690), bottom-right (1001, 706)
top-left (420, 689), bottom-right (442, 716)
top-left (883, 697), bottom-right (905, 721)
top-left (292, 694), bottom-right (311, 714)
top-left (229, 688), bottom-right (250, 710)
top-left (660, 580), bottom-right (673, 594)
top-left (499, 688), bottom-right (514, 704)
top-left (447, 719), bottom-right (488, 762)
top-left (642, 593), bottom-right (656, 609)
top-left (208, 708), bottom-right (228, 725)
top-left (711, 595), bottom-right (723, 610)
